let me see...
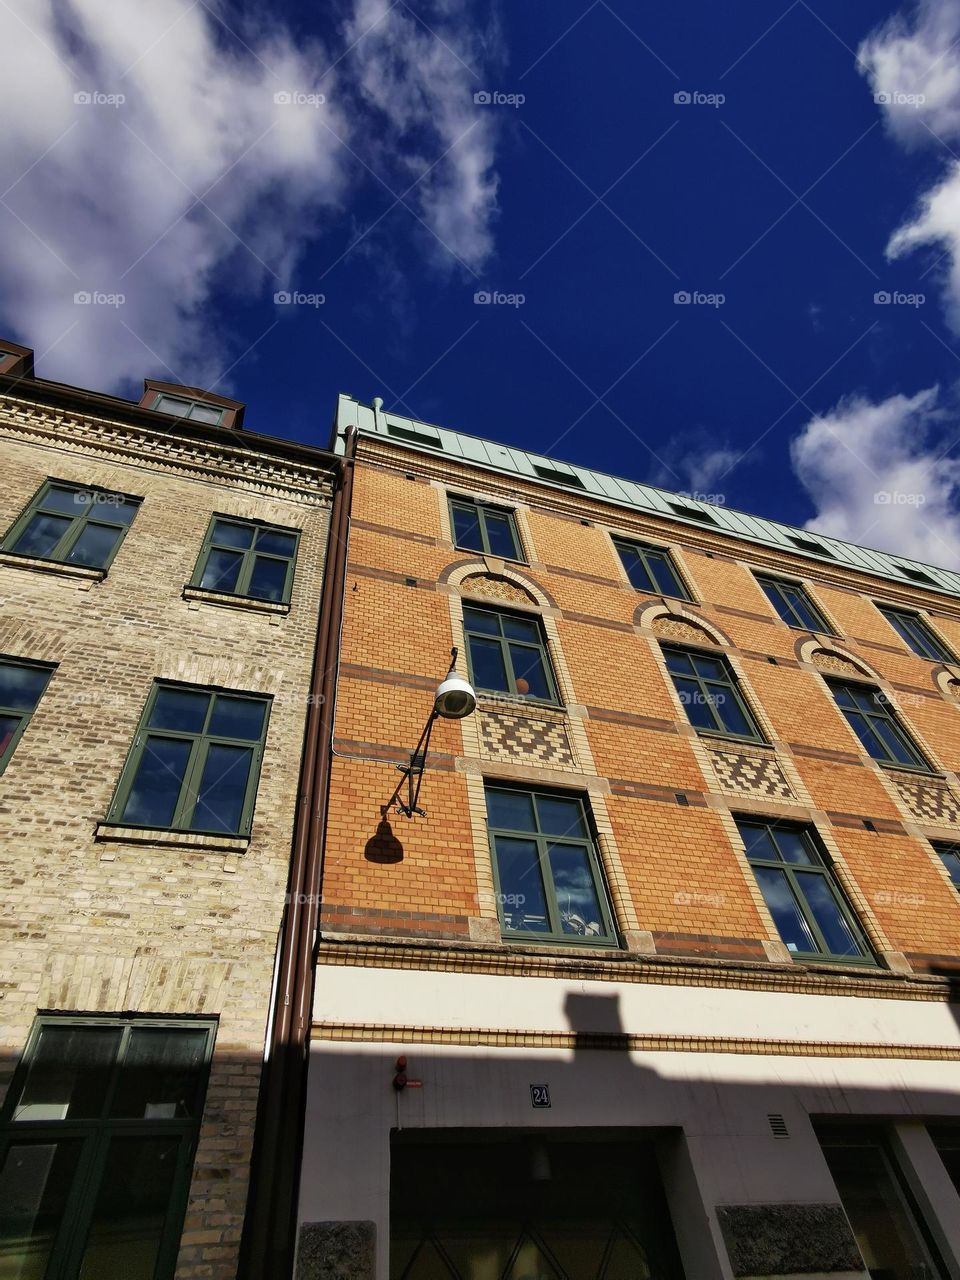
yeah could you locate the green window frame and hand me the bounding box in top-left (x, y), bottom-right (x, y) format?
top-left (106, 682), bottom-right (271, 835)
top-left (0, 1014), bottom-right (215, 1280)
top-left (0, 657), bottom-right (54, 774)
top-left (613, 536), bottom-right (690, 600)
top-left (878, 604), bottom-right (955, 663)
top-left (934, 841), bottom-right (960, 891)
top-left (151, 393), bottom-right (224, 425)
top-left (662, 644), bottom-right (765, 741)
top-left (485, 785), bottom-right (617, 945)
top-left (737, 818), bottom-right (874, 965)
top-left (1, 479), bottom-right (141, 571)
top-left (449, 496), bottom-right (523, 561)
top-left (757, 574), bottom-right (832, 633)
top-left (828, 679), bottom-right (929, 770)
top-left (463, 604), bottom-right (559, 704)
top-left (190, 516), bottom-right (300, 604)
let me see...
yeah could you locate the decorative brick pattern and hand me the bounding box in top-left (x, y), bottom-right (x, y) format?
top-left (810, 649), bottom-right (864, 675)
top-left (650, 614), bottom-right (717, 645)
top-left (704, 742), bottom-right (796, 801)
top-left (477, 706), bottom-right (577, 769)
top-left (890, 771), bottom-right (960, 826)
top-left (460, 571), bottom-right (535, 605)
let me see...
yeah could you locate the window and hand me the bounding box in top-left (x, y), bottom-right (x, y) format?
top-left (191, 517), bottom-right (299, 604)
top-left (1, 481), bottom-right (140, 570)
top-left (879, 605), bottom-right (954, 663)
top-left (828, 680), bottom-right (929, 769)
top-left (667, 500), bottom-right (716, 524)
top-left (531, 463), bottom-right (585, 489)
top-left (614, 537), bottom-right (689, 600)
top-left (897, 563), bottom-right (937, 586)
top-left (934, 841), bottom-right (960, 890)
top-left (0, 658), bottom-right (54, 773)
top-left (152, 393), bottom-right (224, 425)
top-left (485, 786), bottom-right (616, 944)
top-left (662, 645), bottom-right (764, 740)
top-left (449, 497), bottom-right (523, 561)
top-left (464, 605), bottom-right (558, 703)
top-left (756, 574), bottom-right (832, 632)
top-left (737, 819), bottom-right (873, 963)
top-left (787, 533), bottom-right (832, 558)
top-left (817, 1126), bottom-right (947, 1278)
top-left (386, 422), bottom-right (442, 449)
top-left (0, 1015), bottom-right (214, 1280)
top-left (107, 683), bottom-right (271, 835)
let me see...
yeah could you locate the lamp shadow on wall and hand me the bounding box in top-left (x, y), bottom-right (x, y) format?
top-left (364, 814), bottom-right (404, 864)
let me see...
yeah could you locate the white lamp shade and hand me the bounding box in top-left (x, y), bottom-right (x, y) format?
top-left (434, 674), bottom-right (477, 719)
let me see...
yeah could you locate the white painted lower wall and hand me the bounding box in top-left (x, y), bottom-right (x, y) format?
top-left (297, 965), bottom-right (960, 1279)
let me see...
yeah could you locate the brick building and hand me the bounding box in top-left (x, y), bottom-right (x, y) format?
top-left (0, 340), bottom-right (337, 1279)
top-left (296, 395), bottom-right (960, 1279)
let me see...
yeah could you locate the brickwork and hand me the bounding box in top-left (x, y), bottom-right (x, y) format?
top-left (321, 435), bottom-right (960, 977)
top-left (0, 392), bottom-right (333, 1278)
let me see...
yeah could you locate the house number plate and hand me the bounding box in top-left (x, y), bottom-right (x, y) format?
top-left (530, 1084), bottom-right (551, 1108)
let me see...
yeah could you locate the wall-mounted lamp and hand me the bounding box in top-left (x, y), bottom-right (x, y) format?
top-left (384, 648), bottom-right (477, 819)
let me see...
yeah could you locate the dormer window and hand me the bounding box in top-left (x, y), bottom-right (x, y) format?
top-left (152, 394), bottom-right (224, 425)
top-left (139, 380), bottom-right (243, 429)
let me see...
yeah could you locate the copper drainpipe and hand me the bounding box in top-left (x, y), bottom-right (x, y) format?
top-left (238, 422), bottom-right (357, 1278)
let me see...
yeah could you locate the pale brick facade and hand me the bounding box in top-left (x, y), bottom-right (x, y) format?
top-left (0, 352), bottom-right (335, 1279)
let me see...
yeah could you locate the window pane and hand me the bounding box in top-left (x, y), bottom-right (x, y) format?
top-left (469, 636), bottom-right (510, 692)
top-left (753, 866), bottom-right (818, 955)
top-left (154, 395), bottom-right (190, 417)
top-left (672, 676), bottom-right (716, 731)
top-left (210, 520), bottom-right (254, 549)
top-left (247, 556), bottom-right (287, 601)
top-left (39, 486), bottom-right (86, 515)
top-left (486, 788), bottom-right (535, 831)
top-left (843, 709), bottom-right (882, 758)
top-left (0, 663), bottom-right (50, 711)
top-left (536, 795), bottom-right (587, 839)
top-left (937, 847), bottom-right (960, 888)
top-left (110, 1028), bottom-right (209, 1119)
top-left (148, 688), bottom-right (209, 733)
top-left (108, 500), bottom-right (139, 527)
top-left (737, 822), bottom-right (778, 861)
top-left (208, 695), bottom-right (266, 741)
top-left (493, 836), bottom-right (549, 932)
top-left (796, 872), bottom-right (864, 958)
top-left (689, 655), bottom-right (726, 680)
top-left (254, 528), bottom-right (296, 557)
top-left (11, 512), bottom-right (71, 558)
top-left (77, 1134), bottom-right (181, 1280)
top-left (463, 607), bottom-right (500, 635)
top-left (190, 743), bottom-right (252, 833)
top-left (452, 505), bottom-right (484, 551)
top-left (199, 547), bottom-right (243, 593)
top-left (484, 513), bottom-right (518, 560)
top-left (187, 402), bottom-right (222, 424)
top-left (619, 546), bottom-right (655, 593)
top-left (548, 844), bottom-right (606, 936)
top-left (832, 685), bottom-right (857, 709)
top-left (12, 1025), bottom-right (123, 1120)
top-left (773, 829), bottom-right (816, 865)
top-left (873, 718), bottom-right (919, 767)
top-left (66, 523), bottom-right (122, 569)
top-left (501, 616), bottom-right (539, 643)
top-left (0, 713), bottom-right (18, 758)
top-left (713, 687), bottom-right (754, 737)
top-left (509, 644), bottom-right (551, 700)
top-left (0, 1138), bottom-right (84, 1277)
top-left (663, 649), bottom-right (693, 676)
top-left (120, 737), bottom-right (192, 827)
top-left (649, 554), bottom-right (683, 598)
top-left (761, 581), bottom-right (789, 622)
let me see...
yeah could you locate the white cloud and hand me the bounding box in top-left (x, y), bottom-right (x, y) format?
top-left (648, 427), bottom-right (744, 499)
top-left (860, 0), bottom-right (960, 331)
top-left (0, 0), bottom-right (500, 391)
top-left (790, 385), bottom-right (960, 568)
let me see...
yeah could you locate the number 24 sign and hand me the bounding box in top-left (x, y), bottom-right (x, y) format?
top-left (530, 1084), bottom-right (551, 1108)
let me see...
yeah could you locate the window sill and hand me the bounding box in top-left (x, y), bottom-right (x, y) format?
top-left (696, 729), bottom-right (771, 749)
top-left (477, 692), bottom-right (565, 715)
top-left (878, 760), bottom-right (939, 778)
top-left (94, 822), bottom-right (250, 854)
top-left (181, 585), bottom-right (290, 616)
top-left (0, 551), bottom-right (105, 583)
top-left (453, 542), bottom-right (527, 567)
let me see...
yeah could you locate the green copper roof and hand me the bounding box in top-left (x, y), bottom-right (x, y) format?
top-left (334, 394), bottom-right (960, 600)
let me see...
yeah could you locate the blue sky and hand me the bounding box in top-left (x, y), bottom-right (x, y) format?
top-left (5, 0), bottom-right (960, 565)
